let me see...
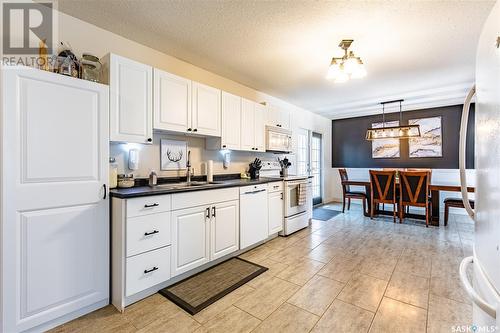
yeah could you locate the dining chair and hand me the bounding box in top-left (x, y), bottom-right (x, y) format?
top-left (369, 170), bottom-right (398, 222)
top-left (399, 171), bottom-right (432, 227)
top-left (444, 198), bottom-right (475, 226)
top-left (339, 168), bottom-right (367, 214)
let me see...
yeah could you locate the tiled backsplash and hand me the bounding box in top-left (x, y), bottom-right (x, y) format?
top-left (110, 132), bottom-right (294, 178)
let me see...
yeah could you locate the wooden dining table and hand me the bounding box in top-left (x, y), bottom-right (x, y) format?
top-left (342, 179), bottom-right (474, 226)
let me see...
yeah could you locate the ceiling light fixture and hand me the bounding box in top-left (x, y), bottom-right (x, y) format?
top-left (365, 99), bottom-right (421, 140)
top-left (326, 39), bottom-right (367, 83)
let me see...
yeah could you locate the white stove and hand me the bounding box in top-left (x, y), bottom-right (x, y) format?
top-left (260, 160), bottom-right (312, 236)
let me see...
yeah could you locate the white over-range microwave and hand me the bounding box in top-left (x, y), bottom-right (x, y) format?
top-left (266, 126), bottom-right (292, 153)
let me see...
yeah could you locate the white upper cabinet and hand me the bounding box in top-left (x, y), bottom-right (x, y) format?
top-left (240, 99), bottom-right (266, 152)
top-left (267, 105), bottom-right (290, 130)
top-left (240, 98), bottom-right (256, 151)
top-left (221, 92), bottom-right (241, 149)
top-left (153, 69), bottom-right (191, 133)
top-left (254, 103), bottom-right (266, 152)
top-left (153, 70), bottom-right (221, 137)
top-left (105, 54), bottom-right (153, 144)
top-left (192, 82), bottom-right (221, 136)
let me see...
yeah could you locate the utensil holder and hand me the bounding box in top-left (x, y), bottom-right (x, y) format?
top-left (281, 168), bottom-right (289, 177)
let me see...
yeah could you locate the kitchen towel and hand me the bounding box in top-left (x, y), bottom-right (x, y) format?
top-left (298, 182), bottom-right (307, 205)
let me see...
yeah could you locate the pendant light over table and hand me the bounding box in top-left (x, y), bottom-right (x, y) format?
top-left (365, 99), bottom-right (421, 140)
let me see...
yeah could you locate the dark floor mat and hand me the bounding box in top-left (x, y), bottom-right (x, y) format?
top-left (313, 207), bottom-right (342, 221)
top-left (159, 257), bottom-right (267, 315)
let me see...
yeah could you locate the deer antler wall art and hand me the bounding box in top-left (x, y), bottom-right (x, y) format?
top-left (160, 139), bottom-right (188, 171)
top-left (166, 149), bottom-right (183, 162)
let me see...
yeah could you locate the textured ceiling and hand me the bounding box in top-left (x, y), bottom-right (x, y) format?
top-left (57, 0), bottom-right (495, 118)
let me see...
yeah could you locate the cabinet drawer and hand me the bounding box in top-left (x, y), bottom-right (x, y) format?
top-left (127, 195), bottom-right (171, 217)
top-left (268, 181), bottom-right (283, 193)
top-left (127, 212), bottom-right (171, 257)
top-left (126, 246), bottom-right (171, 297)
top-left (172, 188), bottom-right (238, 210)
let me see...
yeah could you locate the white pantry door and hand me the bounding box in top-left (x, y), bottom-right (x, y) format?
top-left (1, 67), bottom-right (109, 332)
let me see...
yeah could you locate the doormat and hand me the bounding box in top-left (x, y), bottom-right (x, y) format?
top-left (159, 257), bottom-right (267, 315)
top-left (313, 207), bottom-right (341, 221)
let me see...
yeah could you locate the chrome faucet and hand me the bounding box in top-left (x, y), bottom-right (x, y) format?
top-left (186, 150), bottom-right (192, 184)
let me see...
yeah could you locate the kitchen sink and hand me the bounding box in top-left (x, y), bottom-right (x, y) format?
top-left (155, 181), bottom-right (222, 189)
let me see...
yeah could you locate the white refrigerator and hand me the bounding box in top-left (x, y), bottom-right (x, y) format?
top-left (459, 0), bottom-right (500, 328)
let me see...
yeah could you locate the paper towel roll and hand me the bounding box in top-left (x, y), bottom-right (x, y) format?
top-left (207, 160), bottom-right (213, 182)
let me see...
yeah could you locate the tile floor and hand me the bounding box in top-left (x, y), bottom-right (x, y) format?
top-left (50, 203), bottom-right (474, 333)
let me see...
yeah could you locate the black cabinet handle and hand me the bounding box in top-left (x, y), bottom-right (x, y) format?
top-left (144, 267), bottom-right (158, 274)
top-left (144, 203), bottom-right (159, 208)
top-left (206, 207), bottom-right (210, 218)
top-left (193, 128), bottom-right (198, 132)
top-left (187, 128), bottom-right (192, 131)
top-left (147, 138), bottom-right (152, 142)
top-left (281, 193), bottom-right (283, 200)
top-left (144, 230), bottom-right (159, 236)
top-left (102, 184), bottom-right (107, 200)
top-left (212, 206), bottom-right (216, 218)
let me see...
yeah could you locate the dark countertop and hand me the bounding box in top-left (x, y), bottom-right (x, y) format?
top-left (110, 177), bottom-right (283, 199)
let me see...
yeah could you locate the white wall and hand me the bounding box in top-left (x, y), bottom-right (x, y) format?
top-left (47, 10), bottom-right (335, 201)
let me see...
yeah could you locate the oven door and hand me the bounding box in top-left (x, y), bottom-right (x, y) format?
top-left (284, 180), bottom-right (307, 217)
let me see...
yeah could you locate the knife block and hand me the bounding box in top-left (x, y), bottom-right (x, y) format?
top-left (249, 169), bottom-right (260, 180)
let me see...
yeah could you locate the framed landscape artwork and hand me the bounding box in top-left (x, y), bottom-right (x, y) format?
top-left (409, 116), bottom-right (442, 158)
top-left (371, 121), bottom-right (400, 158)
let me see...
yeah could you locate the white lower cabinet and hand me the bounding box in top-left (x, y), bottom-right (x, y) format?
top-left (126, 246), bottom-right (171, 297)
top-left (111, 195), bottom-right (172, 311)
top-left (172, 198), bottom-right (240, 277)
top-left (268, 189), bottom-right (284, 235)
top-left (126, 212), bottom-right (172, 257)
top-left (211, 201), bottom-right (239, 260)
top-left (171, 205), bottom-right (211, 276)
top-left (113, 189), bottom-right (241, 311)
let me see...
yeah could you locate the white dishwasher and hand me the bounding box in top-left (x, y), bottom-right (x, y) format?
top-left (240, 184), bottom-right (269, 249)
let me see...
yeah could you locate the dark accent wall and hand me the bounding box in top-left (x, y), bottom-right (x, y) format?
top-left (331, 104), bottom-right (475, 169)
